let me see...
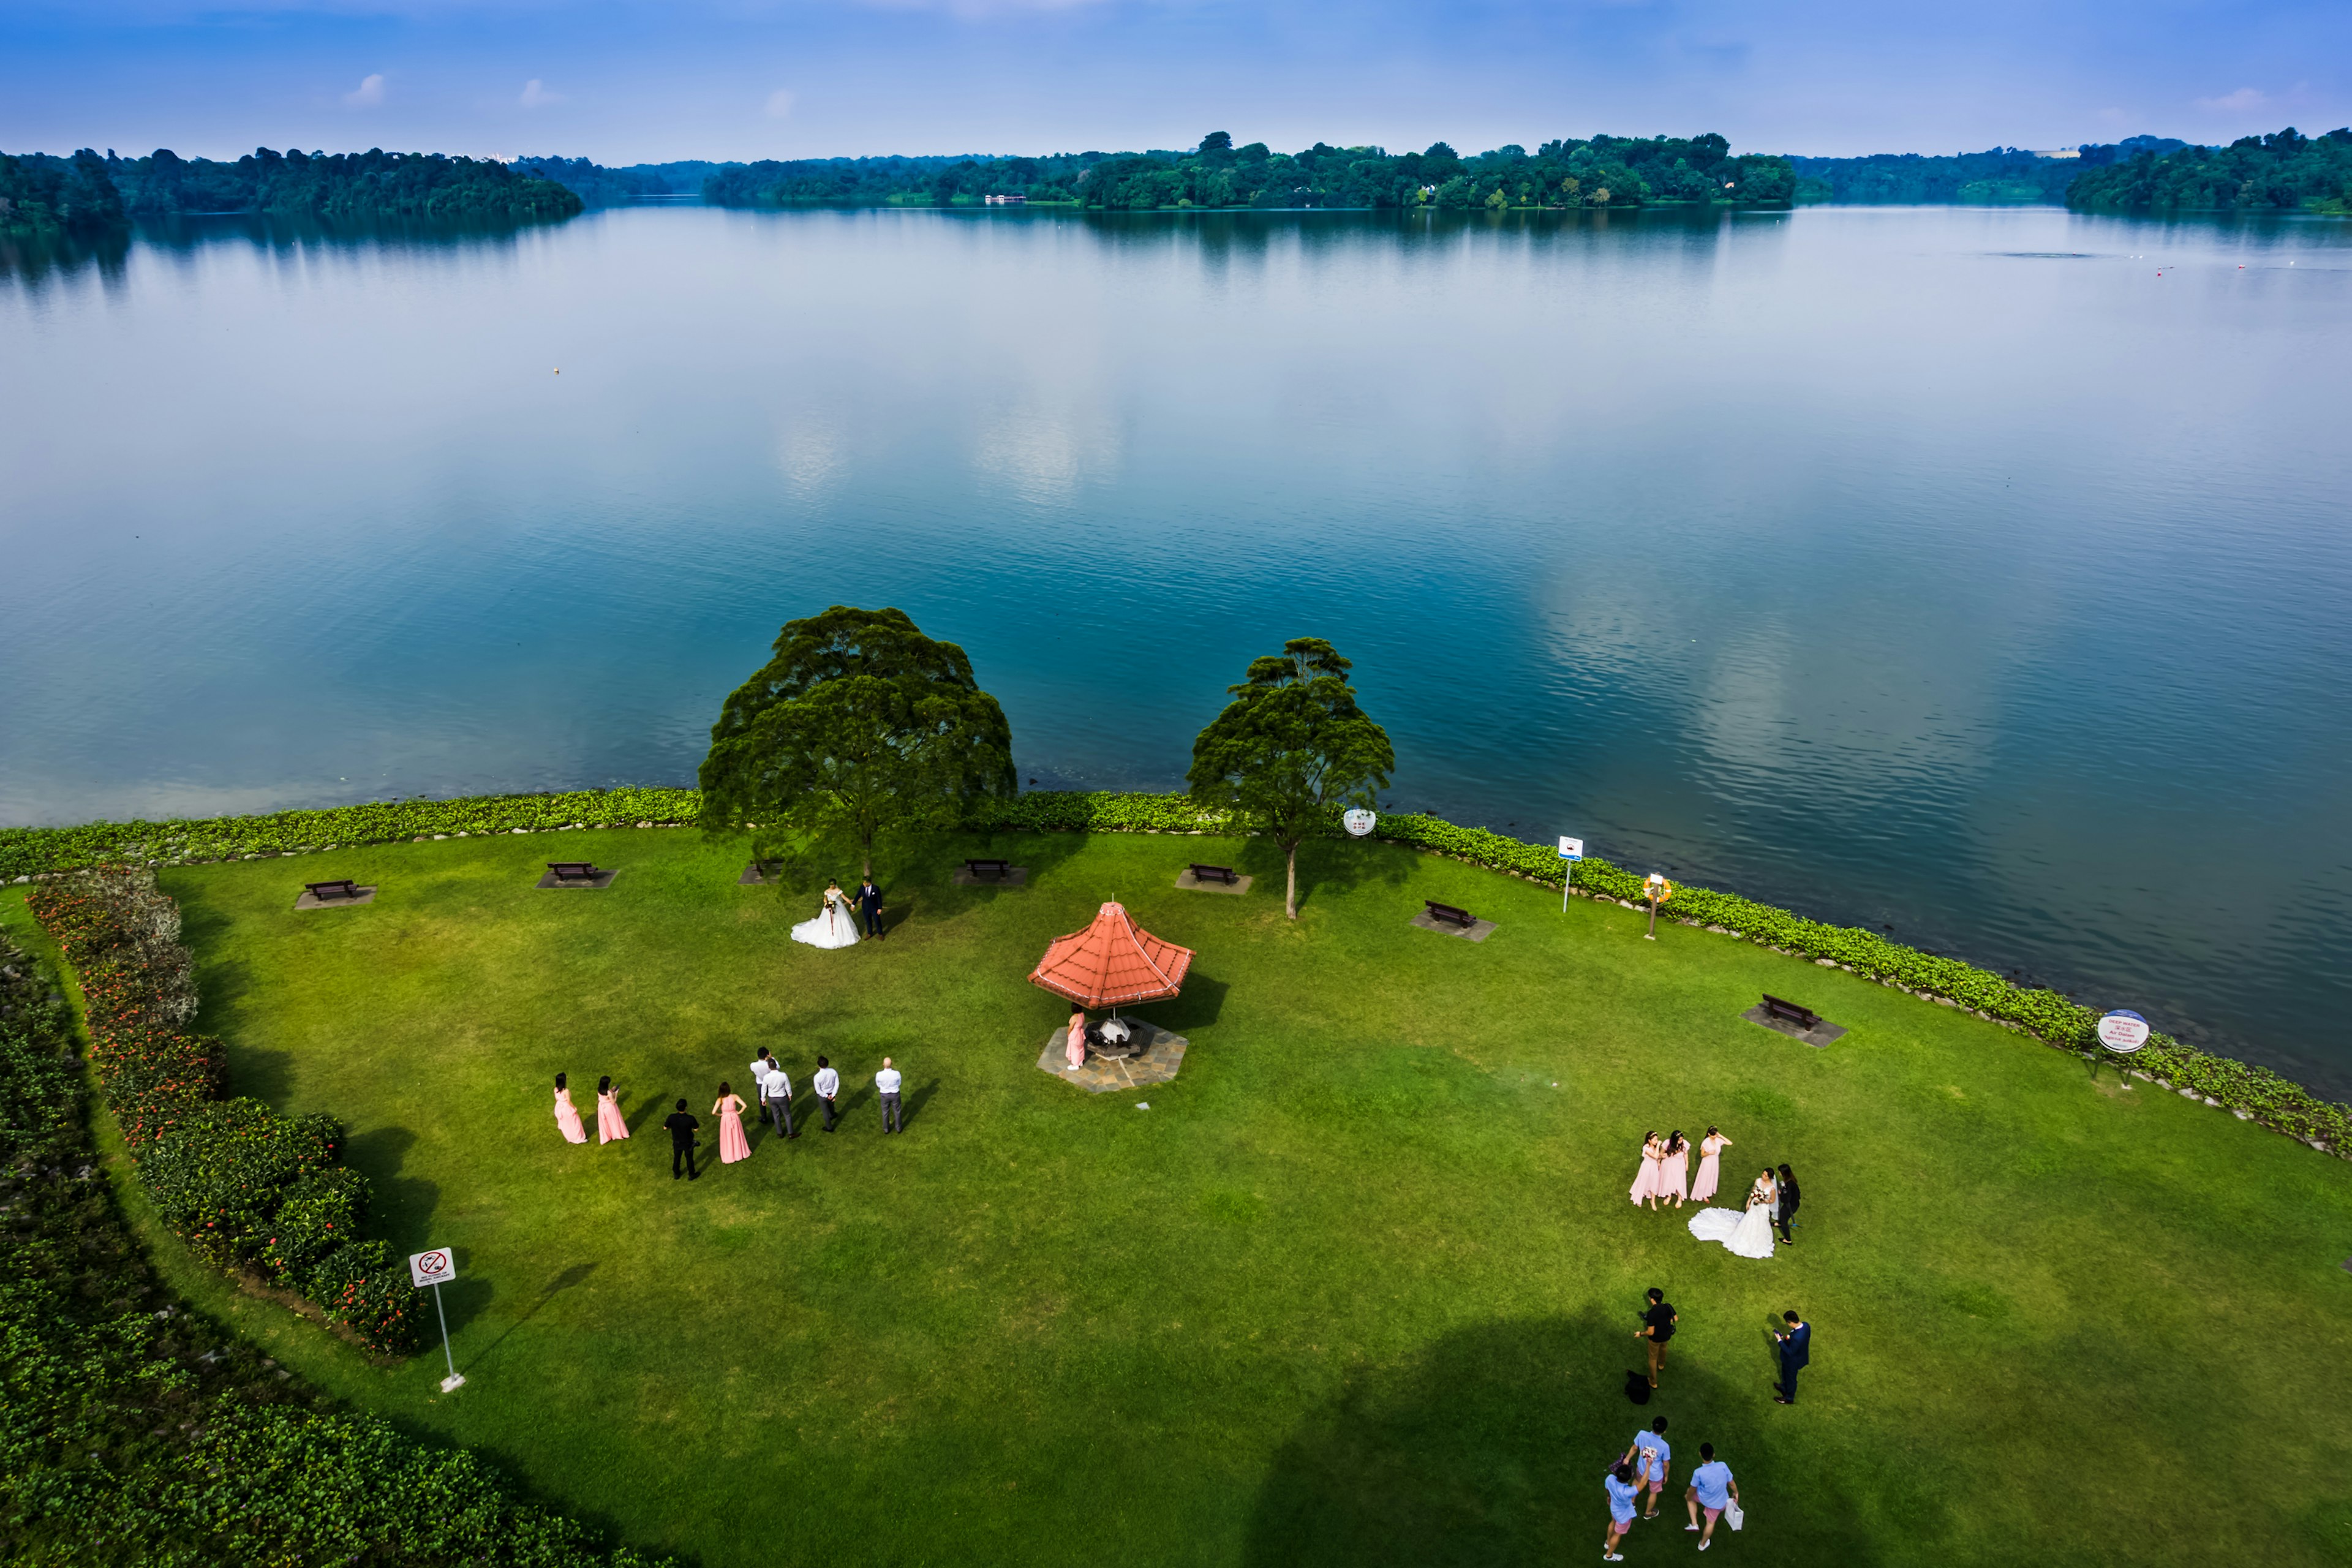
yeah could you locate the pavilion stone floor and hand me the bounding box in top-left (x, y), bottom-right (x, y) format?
top-left (1035, 1019), bottom-right (1188, 1093)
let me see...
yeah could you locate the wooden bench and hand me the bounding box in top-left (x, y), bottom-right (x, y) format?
top-left (1761, 993), bottom-right (1823, 1030)
top-left (548, 862), bottom-right (602, 884)
top-left (1188, 863), bottom-right (1239, 884)
top-left (965, 859), bottom-right (1015, 882)
top-left (304, 879), bottom-right (362, 902)
top-left (1424, 900), bottom-right (1475, 929)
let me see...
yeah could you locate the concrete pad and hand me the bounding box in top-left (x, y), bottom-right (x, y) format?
top-left (952, 866), bottom-right (1029, 887)
top-left (1742, 1003), bottom-right (1847, 1048)
top-left (1409, 910), bottom-right (1496, 943)
top-left (537, 869), bottom-right (619, 890)
top-left (1175, 869), bottom-right (1253, 894)
top-left (293, 886), bottom-right (377, 911)
top-left (1036, 1019), bottom-right (1188, 1093)
top-left (739, 862), bottom-right (781, 886)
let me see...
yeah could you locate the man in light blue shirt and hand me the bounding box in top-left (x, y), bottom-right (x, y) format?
top-left (1686, 1442), bottom-right (1739, 1550)
top-left (876, 1057), bottom-right (903, 1133)
top-left (1622, 1415), bottom-right (1671, 1518)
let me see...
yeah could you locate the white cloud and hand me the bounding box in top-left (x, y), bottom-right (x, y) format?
top-left (519, 78), bottom-right (564, 108)
top-left (764, 88), bottom-right (796, 119)
top-left (342, 72), bottom-right (386, 108)
top-left (2195, 86), bottom-right (2268, 113)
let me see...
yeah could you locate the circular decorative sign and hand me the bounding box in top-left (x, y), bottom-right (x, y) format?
top-left (1343, 809), bottom-right (1377, 838)
top-left (2097, 1010), bottom-right (2150, 1054)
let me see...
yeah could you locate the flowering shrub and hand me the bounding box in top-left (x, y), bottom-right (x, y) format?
top-left (28, 866), bottom-right (425, 1354)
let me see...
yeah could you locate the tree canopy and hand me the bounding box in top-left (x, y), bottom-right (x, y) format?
top-left (1187, 638), bottom-right (1394, 921)
top-left (698, 606), bottom-right (1017, 879)
top-left (703, 130), bottom-right (1795, 211)
top-left (2065, 127), bottom-right (2352, 211)
top-left (1788, 137), bottom-right (2185, 205)
top-left (0, 146), bottom-right (582, 229)
top-left (0, 150), bottom-right (123, 235)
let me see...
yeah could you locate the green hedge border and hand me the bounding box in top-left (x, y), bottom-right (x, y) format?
top-left (4, 786), bottom-right (2341, 1155)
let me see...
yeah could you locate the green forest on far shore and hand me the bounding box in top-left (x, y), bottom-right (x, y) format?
top-left (0, 146), bottom-right (581, 233)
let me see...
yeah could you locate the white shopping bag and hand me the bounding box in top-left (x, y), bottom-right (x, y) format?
top-left (1725, 1496), bottom-right (1745, 1532)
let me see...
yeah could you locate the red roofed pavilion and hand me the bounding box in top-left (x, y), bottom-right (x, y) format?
top-left (1028, 902), bottom-right (1194, 1010)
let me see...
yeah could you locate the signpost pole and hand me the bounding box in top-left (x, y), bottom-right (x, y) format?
top-left (434, 1281), bottom-right (461, 1391)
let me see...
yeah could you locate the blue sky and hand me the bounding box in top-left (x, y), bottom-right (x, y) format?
top-left (2, 0), bottom-right (2346, 164)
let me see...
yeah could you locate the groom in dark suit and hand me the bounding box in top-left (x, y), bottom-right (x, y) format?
top-left (856, 876), bottom-right (885, 938)
top-left (1772, 1310), bottom-right (1811, 1404)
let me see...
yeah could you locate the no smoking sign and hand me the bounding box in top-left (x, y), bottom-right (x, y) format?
top-left (408, 1248), bottom-right (459, 1288)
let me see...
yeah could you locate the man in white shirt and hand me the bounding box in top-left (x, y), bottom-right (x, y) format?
top-left (760, 1063), bottom-right (796, 1139)
top-left (875, 1057), bottom-right (903, 1133)
top-left (813, 1055), bottom-right (841, 1132)
top-left (750, 1047), bottom-right (776, 1101)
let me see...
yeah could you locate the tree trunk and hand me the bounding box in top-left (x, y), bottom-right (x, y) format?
top-left (1285, 839), bottom-right (1300, 920)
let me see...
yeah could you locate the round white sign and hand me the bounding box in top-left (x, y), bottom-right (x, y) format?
top-left (408, 1247), bottom-right (459, 1288)
top-left (1342, 809), bottom-right (1376, 838)
top-left (2096, 1010), bottom-right (2150, 1054)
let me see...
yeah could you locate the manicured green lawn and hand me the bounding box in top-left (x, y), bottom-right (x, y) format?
top-left (8, 827), bottom-right (2350, 1567)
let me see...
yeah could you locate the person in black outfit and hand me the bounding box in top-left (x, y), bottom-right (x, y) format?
top-left (1776, 1163), bottom-right (1801, 1243)
top-left (856, 877), bottom-right (884, 938)
top-left (664, 1098), bottom-right (701, 1180)
top-left (1772, 1309), bottom-right (1811, 1404)
top-left (1635, 1287), bottom-right (1678, 1388)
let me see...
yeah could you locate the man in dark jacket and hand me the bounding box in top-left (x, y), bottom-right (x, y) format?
top-left (1772, 1310), bottom-right (1811, 1404)
top-left (1775, 1163), bottom-right (1801, 1243)
top-left (856, 876), bottom-right (884, 938)
top-left (665, 1098), bottom-right (701, 1180)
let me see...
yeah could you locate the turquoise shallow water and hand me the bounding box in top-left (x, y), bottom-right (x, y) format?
top-left (2, 204), bottom-right (2348, 1091)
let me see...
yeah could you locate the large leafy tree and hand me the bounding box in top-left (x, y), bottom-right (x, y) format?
top-left (698, 606), bottom-right (1016, 880)
top-left (1188, 637), bottom-right (1395, 921)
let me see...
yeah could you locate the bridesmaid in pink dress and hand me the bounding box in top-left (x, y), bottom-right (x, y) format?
top-left (1690, 1126), bottom-right (1730, 1202)
top-left (1628, 1132), bottom-right (1662, 1207)
top-left (1659, 1131), bottom-right (1691, 1208)
top-left (552, 1073), bottom-right (588, 1144)
top-left (595, 1075), bottom-right (630, 1144)
top-left (714, 1084), bottom-right (752, 1164)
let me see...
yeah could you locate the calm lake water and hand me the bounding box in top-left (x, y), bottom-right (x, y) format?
top-left (3, 205), bottom-right (2348, 1093)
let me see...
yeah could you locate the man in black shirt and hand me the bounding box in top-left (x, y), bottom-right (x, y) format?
top-left (664, 1098), bottom-right (701, 1180)
top-left (1636, 1287), bottom-right (1678, 1389)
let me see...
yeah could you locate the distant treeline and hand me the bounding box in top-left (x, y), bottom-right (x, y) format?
top-left (508, 156), bottom-right (736, 205)
top-left (0, 146), bottom-right (581, 233)
top-left (2067, 127), bottom-right (2352, 211)
top-left (1790, 137), bottom-right (2184, 205)
top-left (699, 131), bottom-right (1797, 210)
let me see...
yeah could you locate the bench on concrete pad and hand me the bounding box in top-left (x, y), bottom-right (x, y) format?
top-left (1744, 992), bottom-right (1847, 1047)
top-left (1409, 900), bottom-right (1496, 942)
top-left (293, 878), bottom-right (377, 911)
top-left (952, 859), bottom-right (1030, 887)
top-left (1175, 863), bottom-right (1253, 894)
top-left (537, 861), bottom-right (618, 890)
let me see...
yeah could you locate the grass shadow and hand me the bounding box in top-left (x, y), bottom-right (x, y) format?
top-left (1242, 1307), bottom-right (1880, 1567)
top-left (1149, 970), bottom-right (1229, 1035)
top-left (341, 1124), bottom-right (440, 1256)
top-left (902, 1079), bottom-right (938, 1128)
top-left (459, 1260), bottom-right (598, 1371)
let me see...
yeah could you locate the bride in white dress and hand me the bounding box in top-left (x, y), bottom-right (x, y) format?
top-left (1687, 1168), bottom-right (1777, 1259)
top-left (790, 880), bottom-right (862, 950)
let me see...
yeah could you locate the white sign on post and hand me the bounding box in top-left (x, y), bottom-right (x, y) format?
top-left (1343, 809), bottom-right (1377, 838)
top-left (408, 1248), bottom-right (458, 1288)
top-left (410, 1248), bottom-right (465, 1392)
top-left (2097, 1010), bottom-right (2151, 1054)
top-left (1558, 836), bottom-right (1584, 910)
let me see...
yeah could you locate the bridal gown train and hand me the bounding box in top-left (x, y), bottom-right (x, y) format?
top-left (1687, 1202), bottom-right (1776, 1259)
top-left (791, 891), bottom-right (862, 949)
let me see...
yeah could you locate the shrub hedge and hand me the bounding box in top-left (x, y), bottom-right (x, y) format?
top-left (0, 933), bottom-right (673, 1566)
top-left (6, 786), bottom-right (2340, 1155)
top-left (27, 867), bottom-right (429, 1354)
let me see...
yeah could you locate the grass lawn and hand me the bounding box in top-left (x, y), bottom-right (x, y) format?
top-left (6, 827), bottom-right (2350, 1567)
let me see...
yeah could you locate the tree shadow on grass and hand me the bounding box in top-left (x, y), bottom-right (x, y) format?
top-left (1243, 1309), bottom-right (1884, 1568)
top-left (342, 1124), bottom-right (440, 1257)
top-left (1247, 837), bottom-right (1417, 918)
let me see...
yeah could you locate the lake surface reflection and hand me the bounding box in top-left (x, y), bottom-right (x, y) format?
top-left (3, 204), bottom-right (2348, 1091)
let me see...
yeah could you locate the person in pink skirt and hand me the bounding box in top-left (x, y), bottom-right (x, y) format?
top-left (1066, 1008), bottom-right (1088, 1071)
top-left (714, 1083), bottom-right (752, 1164)
top-left (552, 1073), bottom-right (588, 1144)
top-left (1629, 1131), bottom-right (1663, 1207)
top-left (595, 1075), bottom-right (630, 1144)
top-left (1659, 1131), bottom-right (1691, 1208)
top-left (1691, 1125), bottom-right (1731, 1202)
